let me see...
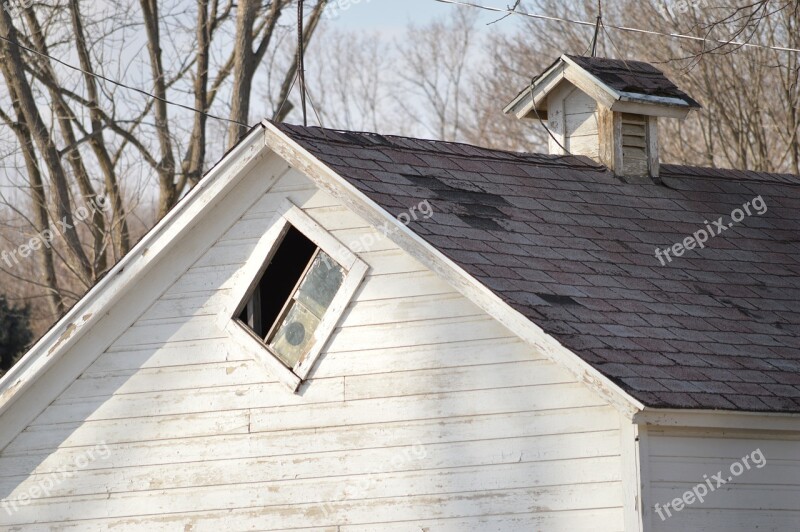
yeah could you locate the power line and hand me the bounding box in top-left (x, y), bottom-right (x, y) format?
top-left (433, 0), bottom-right (800, 54)
top-left (0, 34), bottom-right (250, 128)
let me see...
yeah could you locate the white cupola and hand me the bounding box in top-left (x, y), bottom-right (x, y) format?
top-left (504, 55), bottom-right (701, 182)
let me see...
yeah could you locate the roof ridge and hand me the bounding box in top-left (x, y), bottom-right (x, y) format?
top-left (274, 122), bottom-right (608, 172)
top-left (661, 163), bottom-right (800, 186)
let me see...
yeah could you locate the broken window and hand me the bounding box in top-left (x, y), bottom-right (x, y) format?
top-left (237, 226), bottom-right (345, 368)
top-left (224, 201), bottom-right (369, 390)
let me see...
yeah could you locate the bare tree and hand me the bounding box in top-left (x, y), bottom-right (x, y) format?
top-left (0, 0), bottom-right (328, 332)
top-left (470, 0), bottom-right (800, 173)
top-left (305, 28), bottom-right (392, 132)
top-left (396, 7), bottom-right (478, 142)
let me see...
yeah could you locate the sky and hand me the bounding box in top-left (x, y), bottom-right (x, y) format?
top-left (326, 0), bottom-right (518, 33)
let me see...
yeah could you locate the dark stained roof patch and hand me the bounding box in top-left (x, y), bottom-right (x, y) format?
top-left (275, 122), bottom-right (800, 414)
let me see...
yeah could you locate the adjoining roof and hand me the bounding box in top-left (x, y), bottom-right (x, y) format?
top-left (565, 55), bottom-right (702, 108)
top-left (275, 122), bottom-right (800, 414)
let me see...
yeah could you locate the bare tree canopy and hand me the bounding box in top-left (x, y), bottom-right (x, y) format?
top-left (0, 0), bottom-right (327, 330)
top-left (0, 0), bottom-right (797, 342)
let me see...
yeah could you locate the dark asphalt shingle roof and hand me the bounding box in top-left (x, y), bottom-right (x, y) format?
top-left (276, 122), bottom-right (800, 413)
top-left (565, 55), bottom-right (702, 108)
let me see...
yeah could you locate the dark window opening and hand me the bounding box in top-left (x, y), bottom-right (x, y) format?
top-left (237, 225), bottom-right (344, 369)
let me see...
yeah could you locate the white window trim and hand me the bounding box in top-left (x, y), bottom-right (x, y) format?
top-left (219, 198), bottom-right (369, 391)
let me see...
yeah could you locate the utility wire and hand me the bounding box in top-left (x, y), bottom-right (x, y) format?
top-left (433, 0), bottom-right (800, 54)
top-left (0, 34), bottom-right (250, 127)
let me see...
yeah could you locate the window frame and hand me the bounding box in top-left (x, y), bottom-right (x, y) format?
top-left (219, 199), bottom-right (368, 391)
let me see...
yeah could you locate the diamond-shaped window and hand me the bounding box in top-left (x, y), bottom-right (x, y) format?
top-left (221, 200), bottom-right (368, 390)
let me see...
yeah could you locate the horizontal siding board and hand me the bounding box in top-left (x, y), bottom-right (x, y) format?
top-left (31, 378), bottom-right (344, 426)
top-left (650, 509), bottom-right (800, 532)
top-left (1, 458), bottom-right (623, 521)
top-left (343, 360), bottom-right (576, 400)
top-left (311, 337), bottom-right (536, 378)
top-left (252, 382), bottom-right (607, 433)
top-left (356, 248), bottom-right (425, 275)
top-left (4, 410), bottom-right (251, 454)
top-left (55, 361), bottom-right (267, 402)
top-left (95, 339), bottom-right (247, 371)
top-left (1, 485), bottom-right (623, 530)
top-left (112, 315), bottom-right (226, 350)
top-left (565, 111), bottom-right (598, 136)
top-left (331, 226), bottom-right (396, 252)
top-left (650, 456), bottom-right (800, 485)
top-left (304, 205), bottom-right (370, 231)
top-left (342, 509), bottom-right (625, 532)
top-left (3, 407), bottom-right (619, 476)
top-left (138, 293), bottom-right (225, 321)
top-left (649, 485), bottom-right (800, 510)
top-left (354, 270), bottom-right (455, 301)
top-left (327, 315), bottom-right (511, 353)
top-left (343, 293), bottom-right (483, 327)
top-left (0, 431), bottom-right (621, 498)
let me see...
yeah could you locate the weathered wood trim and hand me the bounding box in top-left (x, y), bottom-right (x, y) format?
top-left (503, 59), bottom-right (565, 117)
top-left (216, 212), bottom-right (291, 330)
top-left (637, 424), bottom-right (653, 531)
top-left (620, 415), bottom-right (645, 532)
top-left (561, 56), bottom-right (619, 109)
top-left (224, 320), bottom-right (302, 391)
top-left (597, 105), bottom-right (616, 171)
top-left (611, 100), bottom-right (690, 119)
top-left (262, 120), bottom-right (644, 418)
top-left (634, 408), bottom-right (800, 432)
top-left (282, 199), bottom-right (358, 271)
top-left (0, 126), bottom-right (270, 442)
top-left (617, 91), bottom-right (694, 109)
top-left (295, 260), bottom-right (368, 380)
top-left (545, 82), bottom-right (569, 155)
top-left (647, 116), bottom-right (660, 180)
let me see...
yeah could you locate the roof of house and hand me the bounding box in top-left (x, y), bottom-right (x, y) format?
top-left (564, 55), bottom-right (703, 108)
top-left (275, 122), bottom-right (800, 414)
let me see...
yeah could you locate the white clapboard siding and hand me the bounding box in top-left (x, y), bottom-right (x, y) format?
top-left (1, 485), bottom-right (624, 531)
top-left (94, 338), bottom-right (249, 372)
top-left (0, 431), bottom-right (620, 499)
top-left (646, 428), bottom-right (800, 532)
top-left (0, 161), bottom-right (624, 530)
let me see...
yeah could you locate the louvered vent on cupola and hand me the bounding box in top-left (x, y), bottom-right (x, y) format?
top-left (503, 55), bottom-right (702, 182)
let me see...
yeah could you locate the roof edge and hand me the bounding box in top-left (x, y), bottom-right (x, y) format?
top-left (264, 119), bottom-right (645, 419)
top-left (0, 125), bottom-right (268, 422)
top-left (634, 407), bottom-right (800, 432)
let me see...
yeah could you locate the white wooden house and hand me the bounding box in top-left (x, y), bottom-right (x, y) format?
top-left (0, 56), bottom-right (798, 531)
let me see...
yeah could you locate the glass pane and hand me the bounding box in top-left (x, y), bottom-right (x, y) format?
top-left (269, 301), bottom-right (321, 368)
top-left (296, 252), bottom-right (344, 319)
